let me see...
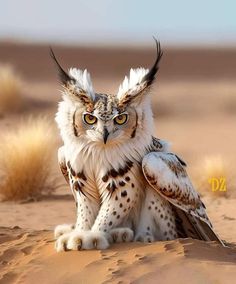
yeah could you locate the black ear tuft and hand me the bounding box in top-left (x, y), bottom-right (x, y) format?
top-left (142, 37), bottom-right (163, 86)
top-left (50, 47), bottom-right (75, 86)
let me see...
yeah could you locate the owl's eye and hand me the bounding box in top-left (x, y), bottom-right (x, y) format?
top-left (114, 114), bottom-right (128, 125)
top-left (83, 114), bottom-right (97, 125)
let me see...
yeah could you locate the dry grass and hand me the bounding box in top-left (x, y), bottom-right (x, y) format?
top-left (0, 117), bottom-right (57, 201)
top-left (0, 64), bottom-right (23, 113)
top-left (192, 155), bottom-right (235, 198)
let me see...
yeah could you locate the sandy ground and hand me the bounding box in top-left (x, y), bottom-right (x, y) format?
top-left (0, 43), bottom-right (236, 283)
top-left (1, 226), bottom-right (236, 284)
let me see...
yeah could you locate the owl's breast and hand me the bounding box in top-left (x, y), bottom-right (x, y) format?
top-left (66, 142), bottom-right (147, 202)
top-left (94, 157), bottom-right (146, 199)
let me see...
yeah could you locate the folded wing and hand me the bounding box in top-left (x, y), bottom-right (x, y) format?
top-left (142, 151), bottom-right (224, 245)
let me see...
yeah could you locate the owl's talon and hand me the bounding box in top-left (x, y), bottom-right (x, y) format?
top-left (55, 230), bottom-right (110, 252)
top-left (109, 228), bottom-right (134, 243)
top-left (134, 232), bottom-right (155, 243)
top-left (63, 242), bottom-right (69, 251)
top-left (122, 232), bottom-right (127, 241)
top-left (112, 234), bottom-right (118, 243)
top-left (55, 233), bottom-right (71, 252)
top-left (77, 238), bottom-right (82, 250)
top-left (93, 238), bottom-right (98, 248)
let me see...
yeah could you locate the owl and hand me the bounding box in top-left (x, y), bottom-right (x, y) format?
top-left (51, 40), bottom-right (224, 252)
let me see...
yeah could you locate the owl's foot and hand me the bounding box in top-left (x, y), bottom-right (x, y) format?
top-left (54, 224), bottom-right (75, 239)
top-left (134, 232), bottom-right (155, 243)
top-left (109, 227), bottom-right (134, 243)
top-left (55, 230), bottom-right (110, 252)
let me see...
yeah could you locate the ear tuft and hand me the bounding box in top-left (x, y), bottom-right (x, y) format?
top-left (117, 68), bottom-right (149, 100)
top-left (50, 47), bottom-right (75, 86)
top-left (117, 38), bottom-right (163, 107)
top-left (50, 48), bottom-right (95, 108)
top-left (69, 68), bottom-right (95, 101)
top-left (142, 38), bottom-right (163, 87)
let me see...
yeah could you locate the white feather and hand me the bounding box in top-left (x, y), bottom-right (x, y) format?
top-left (117, 68), bottom-right (149, 99)
top-left (69, 68), bottom-right (95, 100)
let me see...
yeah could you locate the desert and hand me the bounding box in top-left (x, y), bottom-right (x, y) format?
top-left (0, 42), bottom-right (236, 284)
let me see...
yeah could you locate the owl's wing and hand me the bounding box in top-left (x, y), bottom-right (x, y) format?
top-left (58, 146), bottom-right (69, 184)
top-left (58, 147), bottom-right (77, 202)
top-left (142, 151), bottom-right (225, 245)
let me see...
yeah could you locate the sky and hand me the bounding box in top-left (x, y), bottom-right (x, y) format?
top-left (0, 0), bottom-right (236, 46)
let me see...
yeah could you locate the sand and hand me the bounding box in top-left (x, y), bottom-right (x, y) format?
top-left (0, 226), bottom-right (236, 284)
top-left (1, 194), bottom-right (236, 284)
top-left (0, 42), bottom-right (236, 284)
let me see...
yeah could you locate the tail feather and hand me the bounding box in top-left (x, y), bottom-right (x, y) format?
top-left (173, 206), bottom-right (225, 246)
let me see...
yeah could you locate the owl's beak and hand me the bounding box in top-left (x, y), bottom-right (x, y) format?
top-left (103, 127), bottom-right (109, 144)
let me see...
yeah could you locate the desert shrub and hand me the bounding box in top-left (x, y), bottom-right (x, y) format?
top-left (0, 117), bottom-right (57, 201)
top-left (192, 155), bottom-right (234, 198)
top-left (0, 64), bottom-right (23, 113)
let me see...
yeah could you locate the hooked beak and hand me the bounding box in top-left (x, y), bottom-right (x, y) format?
top-left (103, 127), bottom-right (109, 144)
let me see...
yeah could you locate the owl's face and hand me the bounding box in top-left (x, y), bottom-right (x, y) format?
top-left (53, 39), bottom-right (162, 146)
top-left (72, 95), bottom-right (139, 144)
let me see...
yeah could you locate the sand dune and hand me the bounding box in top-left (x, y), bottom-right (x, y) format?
top-left (0, 226), bottom-right (235, 284)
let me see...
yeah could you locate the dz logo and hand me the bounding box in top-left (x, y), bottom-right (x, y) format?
top-left (208, 177), bottom-right (226, 192)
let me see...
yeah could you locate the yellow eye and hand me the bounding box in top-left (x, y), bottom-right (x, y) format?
top-left (114, 114), bottom-right (128, 125)
top-left (83, 114), bottom-right (97, 125)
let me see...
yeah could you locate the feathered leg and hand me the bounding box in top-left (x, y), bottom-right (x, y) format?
top-left (135, 187), bottom-right (177, 242)
top-left (91, 187), bottom-right (139, 243)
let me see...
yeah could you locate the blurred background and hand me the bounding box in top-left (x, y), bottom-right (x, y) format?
top-left (1, 0), bottom-right (236, 46)
top-left (0, 0), bottom-right (235, 239)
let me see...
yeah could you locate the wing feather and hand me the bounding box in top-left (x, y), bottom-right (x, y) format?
top-left (58, 146), bottom-right (69, 184)
top-left (172, 206), bottom-right (223, 244)
top-left (142, 151), bottom-right (224, 245)
top-left (58, 146), bottom-right (77, 202)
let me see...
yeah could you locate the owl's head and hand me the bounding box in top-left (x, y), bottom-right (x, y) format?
top-left (53, 40), bottom-right (162, 147)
